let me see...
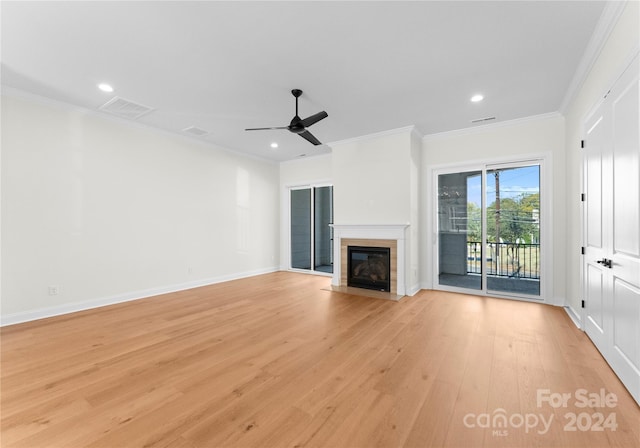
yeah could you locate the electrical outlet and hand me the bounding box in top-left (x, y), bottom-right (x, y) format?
top-left (48, 285), bottom-right (59, 296)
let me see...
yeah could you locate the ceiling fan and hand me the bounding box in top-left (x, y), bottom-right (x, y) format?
top-left (245, 89), bottom-right (328, 146)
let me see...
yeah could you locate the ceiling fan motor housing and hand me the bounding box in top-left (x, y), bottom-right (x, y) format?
top-left (289, 116), bottom-right (305, 134)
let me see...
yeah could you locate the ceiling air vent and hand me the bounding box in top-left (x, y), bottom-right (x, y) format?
top-left (182, 126), bottom-right (210, 137)
top-left (471, 116), bottom-right (496, 124)
top-left (99, 96), bottom-right (154, 120)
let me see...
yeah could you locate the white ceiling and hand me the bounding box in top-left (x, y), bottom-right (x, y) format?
top-left (1, 1), bottom-right (607, 162)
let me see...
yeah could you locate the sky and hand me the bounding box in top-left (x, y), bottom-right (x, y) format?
top-left (467, 165), bottom-right (540, 207)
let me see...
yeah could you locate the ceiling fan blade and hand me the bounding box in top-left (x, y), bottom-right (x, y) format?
top-left (298, 130), bottom-right (322, 146)
top-left (245, 126), bottom-right (288, 131)
top-left (300, 111), bottom-right (328, 128)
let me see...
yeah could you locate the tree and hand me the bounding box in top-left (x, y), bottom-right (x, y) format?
top-left (466, 202), bottom-right (482, 241)
top-left (486, 193), bottom-right (539, 244)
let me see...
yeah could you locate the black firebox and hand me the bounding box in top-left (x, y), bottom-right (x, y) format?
top-left (347, 246), bottom-right (391, 292)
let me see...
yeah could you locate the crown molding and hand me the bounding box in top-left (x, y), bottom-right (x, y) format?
top-left (558, 0), bottom-right (629, 114)
top-left (422, 112), bottom-right (563, 141)
top-left (327, 125), bottom-right (417, 148)
top-left (279, 152), bottom-right (332, 166)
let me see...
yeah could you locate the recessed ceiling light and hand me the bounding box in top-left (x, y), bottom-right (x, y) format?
top-left (471, 94), bottom-right (484, 103)
top-left (270, 142), bottom-right (279, 149)
top-left (98, 83), bottom-right (114, 93)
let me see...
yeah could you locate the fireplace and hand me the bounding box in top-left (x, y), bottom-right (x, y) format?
top-left (347, 246), bottom-right (391, 292)
top-left (331, 225), bottom-right (407, 297)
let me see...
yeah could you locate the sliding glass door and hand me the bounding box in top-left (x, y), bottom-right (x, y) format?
top-left (291, 188), bottom-right (312, 270)
top-left (436, 162), bottom-right (541, 298)
top-left (438, 170), bottom-right (483, 290)
top-left (290, 185), bottom-right (333, 273)
top-left (313, 186), bottom-right (333, 273)
top-left (486, 165), bottom-right (540, 296)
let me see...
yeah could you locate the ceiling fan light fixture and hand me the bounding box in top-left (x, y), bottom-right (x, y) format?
top-left (270, 142), bottom-right (279, 149)
top-left (470, 94), bottom-right (484, 103)
top-left (98, 83), bottom-right (114, 93)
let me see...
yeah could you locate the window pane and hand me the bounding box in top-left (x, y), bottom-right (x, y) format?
top-left (486, 166), bottom-right (540, 296)
top-left (314, 186), bottom-right (333, 273)
top-left (438, 171), bottom-right (482, 290)
top-left (291, 189), bottom-right (311, 270)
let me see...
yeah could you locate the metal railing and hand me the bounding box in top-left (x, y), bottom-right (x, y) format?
top-left (467, 241), bottom-right (540, 279)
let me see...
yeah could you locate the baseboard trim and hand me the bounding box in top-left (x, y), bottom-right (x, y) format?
top-left (564, 305), bottom-right (583, 330)
top-left (420, 282), bottom-right (433, 291)
top-left (0, 267), bottom-right (280, 327)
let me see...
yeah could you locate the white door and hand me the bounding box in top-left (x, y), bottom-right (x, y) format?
top-left (583, 100), bottom-right (608, 352)
top-left (583, 54), bottom-right (640, 405)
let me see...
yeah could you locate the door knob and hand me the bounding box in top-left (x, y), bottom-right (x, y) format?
top-left (596, 258), bottom-right (613, 268)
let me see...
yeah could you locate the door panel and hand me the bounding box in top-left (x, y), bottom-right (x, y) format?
top-left (612, 279), bottom-right (640, 370)
top-left (612, 74), bottom-right (640, 257)
top-left (586, 145), bottom-right (603, 249)
top-left (586, 264), bottom-right (605, 335)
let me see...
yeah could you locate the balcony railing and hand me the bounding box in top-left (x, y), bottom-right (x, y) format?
top-left (467, 241), bottom-right (540, 279)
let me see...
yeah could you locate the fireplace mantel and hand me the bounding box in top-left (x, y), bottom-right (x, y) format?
top-left (330, 224), bottom-right (409, 297)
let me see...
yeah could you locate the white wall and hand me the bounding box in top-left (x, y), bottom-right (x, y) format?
top-left (279, 154), bottom-right (332, 187)
top-left (1, 93), bottom-right (280, 324)
top-left (331, 129), bottom-right (413, 225)
top-left (563, 1), bottom-right (639, 322)
top-left (422, 114), bottom-right (565, 303)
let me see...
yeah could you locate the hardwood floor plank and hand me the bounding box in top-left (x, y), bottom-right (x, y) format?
top-left (403, 379), bottom-right (461, 448)
top-left (2, 272), bottom-right (639, 447)
top-left (444, 333), bottom-right (494, 447)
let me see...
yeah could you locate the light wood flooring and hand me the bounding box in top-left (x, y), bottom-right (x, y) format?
top-left (1, 272), bottom-right (639, 447)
